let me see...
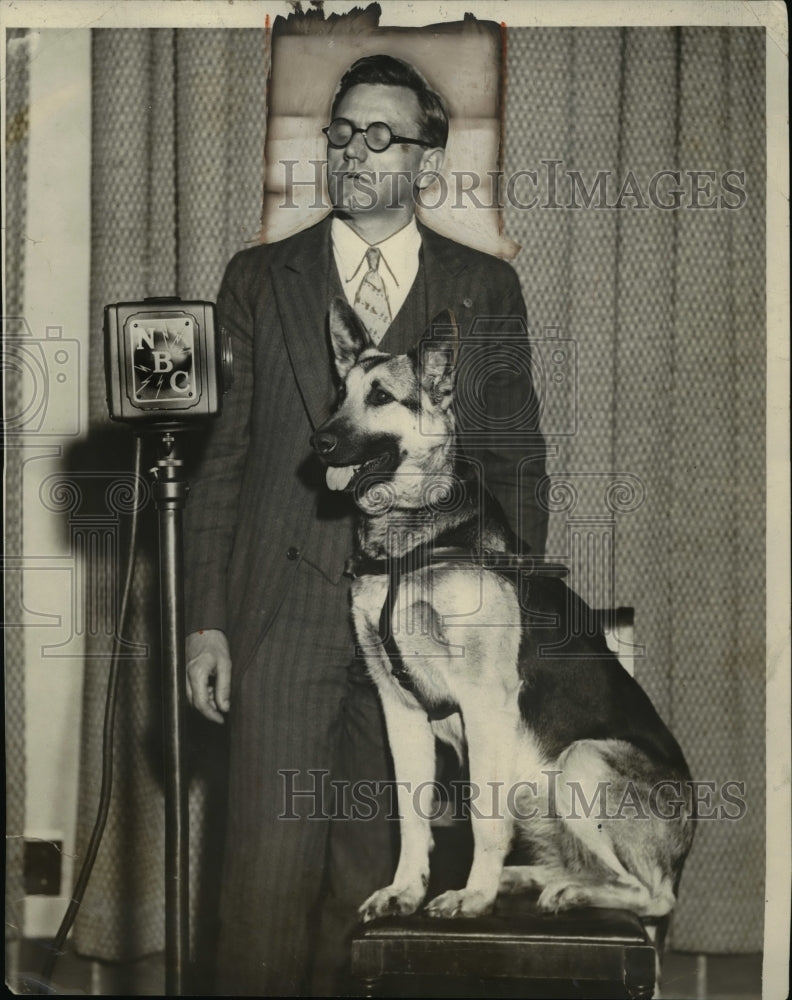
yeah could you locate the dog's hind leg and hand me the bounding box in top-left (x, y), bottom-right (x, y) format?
top-left (497, 864), bottom-right (565, 894)
top-left (535, 740), bottom-right (689, 919)
top-left (538, 874), bottom-right (674, 916)
top-left (499, 858), bottom-right (666, 916)
top-left (495, 840), bottom-right (660, 915)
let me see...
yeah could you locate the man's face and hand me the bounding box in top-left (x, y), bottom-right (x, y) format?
top-left (326, 83), bottom-right (439, 220)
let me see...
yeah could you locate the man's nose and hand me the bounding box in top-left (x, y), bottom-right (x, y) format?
top-left (343, 132), bottom-right (367, 161)
top-left (310, 431), bottom-right (338, 456)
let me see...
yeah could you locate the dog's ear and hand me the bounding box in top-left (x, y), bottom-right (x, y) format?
top-left (416, 310), bottom-right (458, 410)
top-left (328, 298), bottom-right (371, 380)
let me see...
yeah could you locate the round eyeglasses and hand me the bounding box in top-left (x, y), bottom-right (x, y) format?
top-left (322, 118), bottom-right (433, 153)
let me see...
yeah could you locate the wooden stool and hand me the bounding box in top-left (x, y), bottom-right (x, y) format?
top-left (350, 893), bottom-right (656, 998)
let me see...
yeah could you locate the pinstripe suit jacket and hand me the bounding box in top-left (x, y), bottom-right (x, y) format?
top-left (183, 214), bottom-right (547, 674)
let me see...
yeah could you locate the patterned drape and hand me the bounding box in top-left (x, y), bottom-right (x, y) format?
top-left (72, 28), bottom-right (268, 965)
top-left (503, 27), bottom-right (765, 952)
top-left (69, 21), bottom-right (763, 964)
top-left (4, 25), bottom-right (31, 953)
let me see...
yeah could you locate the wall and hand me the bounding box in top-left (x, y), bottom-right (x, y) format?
top-left (20, 27), bottom-right (91, 939)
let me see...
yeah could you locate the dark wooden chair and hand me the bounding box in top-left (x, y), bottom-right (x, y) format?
top-left (350, 609), bottom-right (658, 999)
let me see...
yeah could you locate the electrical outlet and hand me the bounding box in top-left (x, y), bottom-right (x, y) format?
top-left (24, 838), bottom-right (62, 896)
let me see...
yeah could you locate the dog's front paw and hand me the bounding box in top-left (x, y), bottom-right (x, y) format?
top-left (425, 888), bottom-right (495, 919)
top-left (358, 882), bottom-right (426, 923)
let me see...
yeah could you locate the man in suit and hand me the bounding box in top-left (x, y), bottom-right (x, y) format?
top-left (184, 54), bottom-right (547, 995)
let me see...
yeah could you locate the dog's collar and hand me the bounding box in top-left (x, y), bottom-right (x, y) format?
top-left (344, 553), bottom-right (394, 578)
top-left (344, 547), bottom-right (431, 579)
top-left (344, 547), bottom-right (569, 580)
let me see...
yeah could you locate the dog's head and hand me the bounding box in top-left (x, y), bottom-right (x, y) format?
top-left (310, 298), bottom-right (458, 513)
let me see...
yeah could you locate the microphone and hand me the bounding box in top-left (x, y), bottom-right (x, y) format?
top-left (101, 294), bottom-right (234, 989)
top-left (103, 296), bottom-right (232, 429)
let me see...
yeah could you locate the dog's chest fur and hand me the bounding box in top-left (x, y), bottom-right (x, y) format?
top-left (349, 492), bottom-right (530, 752)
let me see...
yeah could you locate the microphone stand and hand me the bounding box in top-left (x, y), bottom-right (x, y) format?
top-left (148, 428), bottom-right (190, 995)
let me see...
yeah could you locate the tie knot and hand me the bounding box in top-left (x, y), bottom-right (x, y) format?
top-left (365, 246), bottom-right (381, 271)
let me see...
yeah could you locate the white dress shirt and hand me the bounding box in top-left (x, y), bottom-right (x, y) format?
top-left (331, 216), bottom-right (422, 330)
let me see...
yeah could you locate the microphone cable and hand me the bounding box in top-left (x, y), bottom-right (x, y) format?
top-left (39, 434), bottom-right (144, 993)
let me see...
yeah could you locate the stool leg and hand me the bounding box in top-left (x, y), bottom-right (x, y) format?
top-left (625, 943), bottom-right (656, 1000)
top-left (360, 975), bottom-right (380, 998)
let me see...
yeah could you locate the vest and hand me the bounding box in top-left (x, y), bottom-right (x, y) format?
top-left (328, 249), bottom-right (430, 354)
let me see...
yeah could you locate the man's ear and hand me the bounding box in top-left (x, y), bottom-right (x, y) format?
top-left (328, 298), bottom-right (371, 379)
top-left (416, 309), bottom-right (459, 410)
top-left (415, 147), bottom-right (445, 190)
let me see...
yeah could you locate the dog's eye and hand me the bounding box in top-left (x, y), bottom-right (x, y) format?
top-left (369, 387), bottom-right (394, 407)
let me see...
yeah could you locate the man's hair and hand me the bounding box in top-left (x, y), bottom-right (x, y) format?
top-left (331, 54), bottom-right (449, 149)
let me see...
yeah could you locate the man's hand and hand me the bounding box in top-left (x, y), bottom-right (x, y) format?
top-left (186, 629), bottom-right (232, 724)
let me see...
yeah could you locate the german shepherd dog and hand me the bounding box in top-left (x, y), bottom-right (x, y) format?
top-left (311, 299), bottom-right (694, 925)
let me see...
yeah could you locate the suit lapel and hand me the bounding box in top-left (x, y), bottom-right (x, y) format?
top-left (272, 219), bottom-right (478, 428)
top-left (271, 215), bottom-right (336, 429)
top-left (419, 223), bottom-right (470, 328)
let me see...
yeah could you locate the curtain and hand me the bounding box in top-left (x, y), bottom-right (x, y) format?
top-left (503, 27), bottom-right (765, 952)
top-left (71, 22), bottom-right (764, 963)
top-left (72, 28), bottom-right (268, 964)
top-left (4, 26), bottom-right (31, 953)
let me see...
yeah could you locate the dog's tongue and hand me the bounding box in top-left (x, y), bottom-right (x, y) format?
top-left (326, 465), bottom-right (358, 491)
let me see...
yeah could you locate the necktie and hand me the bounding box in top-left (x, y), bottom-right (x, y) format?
top-left (353, 246), bottom-right (392, 344)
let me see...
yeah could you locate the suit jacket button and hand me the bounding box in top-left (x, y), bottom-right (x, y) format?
top-left (286, 546), bottom-right (300, 561)
top-left (462, 297), bottom-right (473, 308)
